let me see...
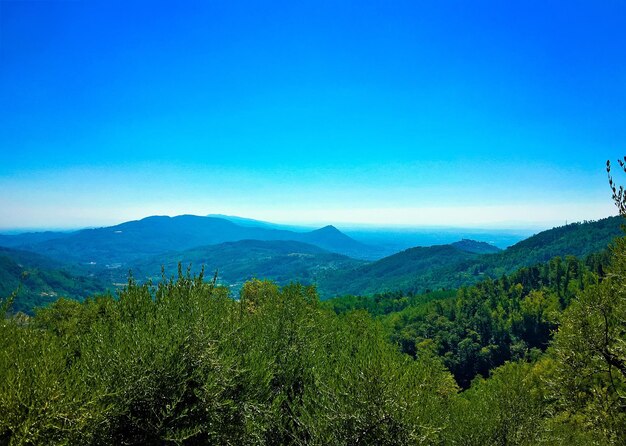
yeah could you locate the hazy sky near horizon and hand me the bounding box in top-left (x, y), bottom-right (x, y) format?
top-left (0, 1), bottom-right (624, 230)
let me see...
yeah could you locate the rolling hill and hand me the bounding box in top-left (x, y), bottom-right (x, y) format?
top-left (451, 239), bottom-right (501, 254)
top-left (2, 215), bottom-right (622, 309)
top-left (129, 239), bottom-right (366, 293)
top-left (316, 216), bottom-right (624, 298)
top-left (317, 244), bottom-right (481, 297)
top-left (0, 247), bottom-right (107, 314)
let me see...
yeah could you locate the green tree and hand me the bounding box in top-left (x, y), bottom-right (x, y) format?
top-left (542, 157), bottom-right (626, 443)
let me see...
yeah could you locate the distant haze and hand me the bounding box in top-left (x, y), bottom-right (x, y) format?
top-left (0, 206), bottom-right (617, 234)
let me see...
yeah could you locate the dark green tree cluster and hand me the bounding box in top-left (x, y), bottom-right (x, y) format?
top-left (376, 256), bottom-right (595, 387)
top-left (444, 230), bottom-right (626, 445)
top-left (324, 289), bottom-right (456, 317)
top-left (543, 235), bottom-right (626, 444)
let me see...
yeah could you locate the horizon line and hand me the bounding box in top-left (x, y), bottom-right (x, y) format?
top-left (0, 212), bottom-right (618, 235)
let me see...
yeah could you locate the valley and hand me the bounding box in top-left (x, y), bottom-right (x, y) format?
top-left (0, 214), bottom-right (621, 314)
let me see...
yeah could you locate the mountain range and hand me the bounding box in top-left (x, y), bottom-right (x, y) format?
top-left (0, 214), bottom-right (622, 313)
top-left (4, 215), bottom-right (381, 265)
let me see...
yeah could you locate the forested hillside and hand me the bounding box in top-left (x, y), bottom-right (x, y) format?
top-left (0, 247), bottom-right (105, 314)
top-left (463, 216), bottom-right (623, 276)
top-left (326, 254), bottom-right (598, 388)
top-left (450, 239), bottom-right (501, 254)
top-left (0, 214), bottom-right (624, 443)
top-left (131, 239), bottom-right (365, 290)
top-left (319, 244), bottom-right (479, 297)
top-left (1, 217), bottom-right (621, 314)
top-left (318, 216), bottom-right (622, 297)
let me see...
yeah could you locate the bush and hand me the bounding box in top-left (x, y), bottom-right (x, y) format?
top-left (0, 273), bottom-right (457, 445)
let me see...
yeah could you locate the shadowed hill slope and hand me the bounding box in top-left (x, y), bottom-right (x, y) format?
top-left (0, 247), bottom-right (106, 314)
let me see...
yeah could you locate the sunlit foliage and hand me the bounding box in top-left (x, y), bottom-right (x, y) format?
top-left (0, 272), bottom-right (456, 445)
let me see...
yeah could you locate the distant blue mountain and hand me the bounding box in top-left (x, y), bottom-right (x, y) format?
top-left (1, 215), bottom-right (380, 265)
top-left (0, 231), bottom-right (71, 248)
top-left (451, 239), bottom-right (501, 254)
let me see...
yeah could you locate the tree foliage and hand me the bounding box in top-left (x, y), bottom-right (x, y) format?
top-left (333, 255), bottom-right (597, 387)
top-left (0, 272), bottom-right (457, 445)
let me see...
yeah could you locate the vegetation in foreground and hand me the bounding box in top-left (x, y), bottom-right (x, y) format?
top-left (0, 272), bottom-right (458, 445)
top-left (2, 229), bottom-right (626, 445)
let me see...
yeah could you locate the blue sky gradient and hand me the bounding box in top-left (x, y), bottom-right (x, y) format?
top-left (1, 1), bottom-right (624, 229)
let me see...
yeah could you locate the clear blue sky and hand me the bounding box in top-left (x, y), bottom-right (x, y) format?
top-left (1, 0), bottom-right (624, 230)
